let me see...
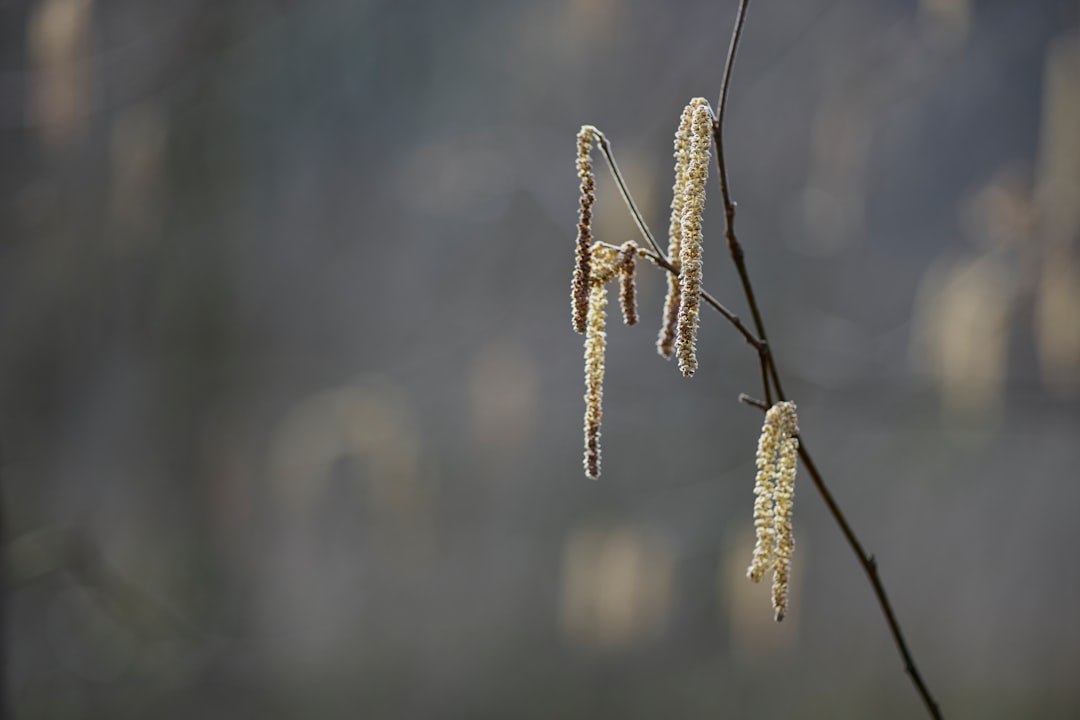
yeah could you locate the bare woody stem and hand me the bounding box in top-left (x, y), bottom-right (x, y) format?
top-left (639, 248), bottom-right (764, 352)
top-left (713, 1), bottom-right (942, 717)
top-left (590, 131), bottom-right (666, 260)
top-left (795, 442), bottom-right (943, 719)
top-left (714, 0), bottom-right (774, 407)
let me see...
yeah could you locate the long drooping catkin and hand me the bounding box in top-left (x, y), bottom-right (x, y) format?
top-left (580, 243), bottom-right (640, 479)
top-left (582, 270), bottom-right (610, 479)
top-left (572, 126), bottom-right (598, 334)
top-left (618, 241), bottom-right (638, 326)
top-left (658, 101), bottom-right (707, 358)
top-left (747, 401), bottom-right (799, 621)
top-left (675, 102), bottom-right (713, 377)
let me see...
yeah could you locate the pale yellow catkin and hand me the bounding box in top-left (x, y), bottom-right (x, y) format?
top-left (747, 401), bottom-right (799, 621)
top-left (572, 126), bottom-right (598, 334)
top-left (582, 247), bottom-right (618, 479)
top-left (658, 100), bottom-right (707, 358)
top-left (589, 243), bottom-right (620, 285)
top-left (747, 413), bottom-right (781, 583)
top-left (675, 102), bottom-right (713, 377)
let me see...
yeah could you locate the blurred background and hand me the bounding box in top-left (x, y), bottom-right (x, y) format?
top-left (2, 0), bottom-right (1079, 717)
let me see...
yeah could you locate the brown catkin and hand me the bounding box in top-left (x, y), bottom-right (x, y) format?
top-left (572, 126), bottom-right (598, 334)
top-left (675, 102), bottom-right (713, 377)
top-left (658, 100), bottom-right (707, 358)
top-left (618, 241), bottom-right (638, 326)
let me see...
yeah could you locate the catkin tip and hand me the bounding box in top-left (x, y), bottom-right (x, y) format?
top-left (657, 278), bottom-right (680, 359)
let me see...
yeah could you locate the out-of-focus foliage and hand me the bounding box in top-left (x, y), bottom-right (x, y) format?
top-left (2, 0), bottom-right (1079, 717)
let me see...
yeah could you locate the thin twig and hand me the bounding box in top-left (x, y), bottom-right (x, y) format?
top-left (795, 444), bottom-right (942, 719)
top-left (714, 0), bottom-right (776, 406)
top-left (711, 1), bottom-right (942, 717)
top-left (766, 352), bottom-right (788, 405)
top-left (738, 393), bottom-right (769, 411)
top-left (585, 141), bottom-right (766, 353)
top-left (591, 131), bottom-right (666, 260)
top-left (636, 247), bottom-right (764, 351)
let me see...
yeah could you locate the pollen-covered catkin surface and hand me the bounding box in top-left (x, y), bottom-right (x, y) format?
top-left (675, 102), bottom-right (712, 377)
top-left (572, 126), bottom-right (597, 334)
top-left (747, 414), bottom-right (781, 583)
top-left (658, 100), bottom-right (706, 358)
top-left (747, 401), bottom-right (799, 621)
top-left (771, 403), bottom-right (799, 621)
top-left (589, 243), bottom-right (620, 285)
top-left (582, 279), bottom-right (608, 480)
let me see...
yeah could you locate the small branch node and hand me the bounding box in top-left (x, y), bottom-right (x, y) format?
top-left (738, 394), bottom-right (769, 411)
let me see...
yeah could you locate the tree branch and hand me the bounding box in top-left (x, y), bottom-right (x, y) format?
top-left (712, 1), bottom-right (942, 717)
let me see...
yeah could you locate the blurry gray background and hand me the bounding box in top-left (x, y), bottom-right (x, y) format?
top-left (2, 0), bottom-right (1079, 717)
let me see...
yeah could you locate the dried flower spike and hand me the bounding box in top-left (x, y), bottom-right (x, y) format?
top-left (747, 401), bottom-right (799, 621)
top-left (582, 274), bottom-right (609, 479)
top-left (658, 100), bottom-right (707, 358)
top-left (618, 241), bottom-right (639, 326)
top-left (675, 102), bottom-right (713, 377)
top-left (572, 125), bottom-right (599, 334)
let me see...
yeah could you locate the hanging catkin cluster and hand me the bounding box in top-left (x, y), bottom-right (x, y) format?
top-left (580, 240), bottom-right (640, 480)
top-left (658, 98), bottom-right (711, 362)
top-left (747, 401), bottom-right (799, 621)
top-left (570, 102), bottom-right (715, 479)
top-left (674, 101), bottom-right (713, 377)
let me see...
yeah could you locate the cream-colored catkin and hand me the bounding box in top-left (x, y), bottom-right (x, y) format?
top-left (572, 126), bottom-right (598, 334)
top-left (582, 277), bottom-right (609, 479)
top-left (618, 241), bottom-right (638, 326)
top-left (589, 243), bottom-right (620, 285)
top-left (658, 100), bottom-right (706, 358)
top-left (747, 413), bottom-right (781, 583)
top-left (675, 102), bottom-right (713, 377)
top-left (771, 403), bottom-right (799, 621)
top-left (746, 401), bottom-right (799, 621)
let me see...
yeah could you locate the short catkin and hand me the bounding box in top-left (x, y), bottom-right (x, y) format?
top-left (618, 240), bottom-right (639, 326)
top-left (747, 401), bottom-right (799, 621)
top-left (675, 102), bottom-right (713, 377)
